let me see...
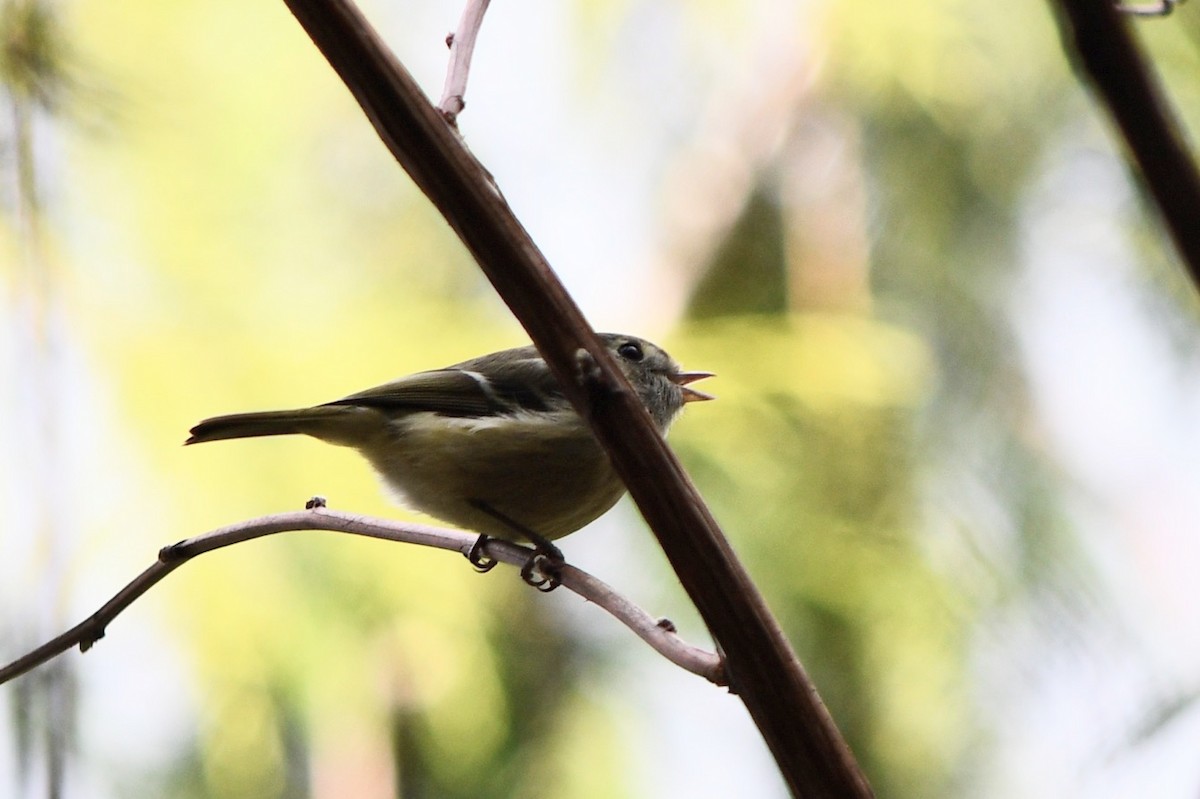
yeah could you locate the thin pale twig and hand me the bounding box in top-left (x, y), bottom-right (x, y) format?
top-left (438, 0), bottom-right (491, 124)
top-left (0, 508), bottom-right (724, 687)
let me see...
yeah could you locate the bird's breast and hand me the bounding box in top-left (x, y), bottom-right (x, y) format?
top-left (359, 411), bottom-right (626, 541)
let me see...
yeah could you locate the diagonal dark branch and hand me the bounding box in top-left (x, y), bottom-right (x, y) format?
top-left (279, 1), bottom-right (871, 796)
top-left (0, 509), bottom-right (724, 686)
top-left (1052, 0), bottom-right (1200, 288)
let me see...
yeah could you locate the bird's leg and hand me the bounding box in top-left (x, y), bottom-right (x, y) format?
top-left (468, 499), bottom-right (564, 592)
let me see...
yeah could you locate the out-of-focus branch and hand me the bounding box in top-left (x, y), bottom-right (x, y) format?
top-left (438, 0), bottom-right (490, 124)
top-left (1052, 0), bottom-right (1200, 288)
top-left (0, 508), bottom-right (724, 687)
top-left (279, 2), bottom-right (871, 796)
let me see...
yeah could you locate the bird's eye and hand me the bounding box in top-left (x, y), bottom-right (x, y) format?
top-left (617, 342), bottom-right (644, 362)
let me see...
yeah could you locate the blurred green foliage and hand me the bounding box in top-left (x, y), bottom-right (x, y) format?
top-left (0, 0), bottom-right (70, 109)
top-left (674, 316), bottom-right (956, 795)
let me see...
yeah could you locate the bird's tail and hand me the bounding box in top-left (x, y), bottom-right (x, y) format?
top-left (185, 407), bottom-right (350, 445)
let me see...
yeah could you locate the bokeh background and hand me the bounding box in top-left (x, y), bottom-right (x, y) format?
top-left (4, 0), bottom-right (1200, 797)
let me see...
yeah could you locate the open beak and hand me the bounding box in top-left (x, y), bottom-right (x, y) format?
top-left (672, 370), bottom-right (716, 403)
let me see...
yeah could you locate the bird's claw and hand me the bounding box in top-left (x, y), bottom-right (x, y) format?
top-left (574, 346), bottom-right (622, 396)
top-left (465, 499), bottom-right (564, 590)
top-left (466, 535), bottom-right (498, 573)
top-left (521, 551), bottom-right (563, 593)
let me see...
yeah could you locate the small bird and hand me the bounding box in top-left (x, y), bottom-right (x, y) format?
top-left (187, 334), bottom-right (713, 575)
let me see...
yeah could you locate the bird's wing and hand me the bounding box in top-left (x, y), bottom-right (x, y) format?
top-left (323, 356), bottom-right (566, 419)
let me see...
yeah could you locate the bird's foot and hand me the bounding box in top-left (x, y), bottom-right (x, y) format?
top-left (467, 499), bottom-right (565, 591)
top-left (520, 545), bottom-right (564, 593)
top-left (466, 534), bottom-right (498, 573)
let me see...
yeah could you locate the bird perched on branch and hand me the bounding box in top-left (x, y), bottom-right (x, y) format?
top-left (187, 333), bottom-right (713, 586)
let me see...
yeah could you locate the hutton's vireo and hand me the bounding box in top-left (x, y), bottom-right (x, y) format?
top-left (186, 334), bottom-right (713, 551)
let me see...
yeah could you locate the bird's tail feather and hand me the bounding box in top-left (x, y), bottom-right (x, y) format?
top-left (185, 408), bottom-right (347, 445)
